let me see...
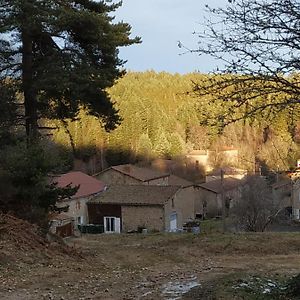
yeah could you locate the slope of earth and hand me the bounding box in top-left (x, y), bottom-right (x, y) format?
top-left (1, 229), bottom-right (300, 299)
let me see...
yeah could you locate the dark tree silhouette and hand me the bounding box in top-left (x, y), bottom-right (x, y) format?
top-left (192, 0), bottom-right (300, 126)
top-left (0, 0), bottom-right (140, 140)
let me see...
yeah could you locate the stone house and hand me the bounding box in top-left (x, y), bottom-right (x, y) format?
top-left (87, 184), bottom-right (194, 233)
top-left (287, 170), bottom-right (300, 219)
top-left (94, 164), bottom-right (199, 219)
top-left (196, 177), bottom-right (242, 218)
top-left (186, 147), bottom-right (239, 172)
top-left (53, 171), bottom-right (106, 229)
top-left (94, 164), bottom-right (169, 185)
top-left (271, 178), bottom-right (292, 216)
top-left (168, 174), bottom-right (202, 219)
top-left (280, 170), bottom-right (300, 220)
top-left (292, 178), bottom-right (300, 219)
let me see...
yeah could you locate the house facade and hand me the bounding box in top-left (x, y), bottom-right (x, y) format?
top-left (87, 185), bottom-right (194, 233)
top-left (196, 177), bottom-right (242, 218)
top-left (94, 164), bottom-right (198, 219)
top-left (285, 170), bottom-right (300, 220)
top-left (53, 171), bottom-right (106, 229)
top-left (272, 178), bottom-right (292, 217)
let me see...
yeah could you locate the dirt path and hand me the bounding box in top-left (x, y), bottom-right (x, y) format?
top-left (1, 233), bottom-right (300, 299)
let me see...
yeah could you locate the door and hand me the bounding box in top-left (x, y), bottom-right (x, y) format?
top-left (104, 217), bottom-right (121, 233)
top-left (170, 213), bottom-right (177, 232)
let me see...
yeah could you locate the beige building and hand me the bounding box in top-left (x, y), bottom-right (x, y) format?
top-left (280, 168), bottom-right (300, 220)
top-left (87, 185), bottom-right (194, 232)
top-left (93, 164), bottom-right (198, 226)
top-left (53, 171), bottom-right (106, 229)
top-left (196, 177), bottom-right (242, 218)
top-left (186, 147), bottom-right (239, 172)
top-left (206, 167), bottom-right (247, 182)
top-left (271, 179), bottom-right (292, 213)
top-left (94, 164), bottom-right (169, 185)
top-left (289, 172), bottom-right (300, 219)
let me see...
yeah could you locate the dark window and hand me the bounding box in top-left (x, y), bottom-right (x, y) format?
top-left (110, 218), bottom-right (115, 232)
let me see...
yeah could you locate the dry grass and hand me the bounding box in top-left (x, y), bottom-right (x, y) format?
top-left (1, 229), bottom-right (300, 299)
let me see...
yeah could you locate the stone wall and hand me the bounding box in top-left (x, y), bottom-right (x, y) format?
top-left (121, 205), bottom-right (164, 232)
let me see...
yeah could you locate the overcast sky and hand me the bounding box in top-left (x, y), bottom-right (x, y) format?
top-left (113, 0), bottom-right (228, 74)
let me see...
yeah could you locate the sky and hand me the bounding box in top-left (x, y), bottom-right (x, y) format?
top-left (113, 0), bottom-right (228, 74)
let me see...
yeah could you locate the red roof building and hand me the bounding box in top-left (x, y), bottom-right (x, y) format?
top-left (53, 171), bottom-right (106, 200)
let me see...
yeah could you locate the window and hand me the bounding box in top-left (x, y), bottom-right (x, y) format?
top-left (106, 217), bottom-right (115, 232)
top-left (77, 216), bottom-right (83, 225)
top-left (76, 201), bottom-right (81, 210)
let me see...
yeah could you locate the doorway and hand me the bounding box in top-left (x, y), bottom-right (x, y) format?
top-left (170, 213), bottom-right (177, 232)
top-left (104, 217), bottom-right (121, 233)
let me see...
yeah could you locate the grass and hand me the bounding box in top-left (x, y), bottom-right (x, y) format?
top-left (200, 218), bottom-right (224, 234)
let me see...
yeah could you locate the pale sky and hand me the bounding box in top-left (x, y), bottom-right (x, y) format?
top-left (113, 0), bottom-right (228, 74)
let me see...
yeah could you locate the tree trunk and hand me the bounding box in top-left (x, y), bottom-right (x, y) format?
top-left (22, 28), bottom-right (38, 141)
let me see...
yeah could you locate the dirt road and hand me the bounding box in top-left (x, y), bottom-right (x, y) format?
top-left (1, 232), bottom-right (300, 299)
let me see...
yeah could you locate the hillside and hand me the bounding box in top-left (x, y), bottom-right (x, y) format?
top-left (48, 71), bottom-right (300, 173)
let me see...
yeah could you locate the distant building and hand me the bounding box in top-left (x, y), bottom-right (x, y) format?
top-left (93, 164), bottom-right (198, 229)
top-left (94, 164), bottom-right (169, 186)
top-left (196, 177), bottom-right (242, 218)
top-left (206, 167), bottom-right (247, 182)
top-left (186, 147), bottom-right (239, 172)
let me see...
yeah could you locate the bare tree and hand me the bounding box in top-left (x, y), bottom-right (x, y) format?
top-left (192, 0), bottom-right (300, 126)
top-left (232, 175), bottom-right (283, 232)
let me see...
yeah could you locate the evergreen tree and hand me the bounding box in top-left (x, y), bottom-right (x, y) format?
top-left (0, 0), bottom-right (140, 139)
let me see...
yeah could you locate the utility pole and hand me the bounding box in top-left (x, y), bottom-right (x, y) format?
top-left (221, 168), bottom-right (226, 233)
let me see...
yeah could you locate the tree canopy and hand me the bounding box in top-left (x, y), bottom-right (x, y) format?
top-left (49, 71), bottom-right (300, 172)
top-left (0, 0), bottom-right (139, 222)
top-left (0, 0), bottom-right (140, 139)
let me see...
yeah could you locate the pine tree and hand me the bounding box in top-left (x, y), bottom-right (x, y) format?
top-left (0, 0), bottom-right (140, 140)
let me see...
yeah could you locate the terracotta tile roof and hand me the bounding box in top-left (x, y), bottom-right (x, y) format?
top-left (53, 171), bottom-right (106, 199)
top-left (168, 175), bottom-right (193, 187)
top-left (97, 164), bottom-right (169, 182)
top-left (88, 185), bottom-right (180, 206)
top-left (197, 177), bottom-right (241, 194)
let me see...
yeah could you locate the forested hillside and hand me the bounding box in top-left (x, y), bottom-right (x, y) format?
top-left (50, 71), bottom-right (300, 172)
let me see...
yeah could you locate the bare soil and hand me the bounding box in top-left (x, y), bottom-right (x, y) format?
top-left (1, 227), bottom-right (300, 300)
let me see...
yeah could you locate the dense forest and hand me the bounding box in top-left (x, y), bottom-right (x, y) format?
top-left (49, 71), bottom-right (300, 173)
